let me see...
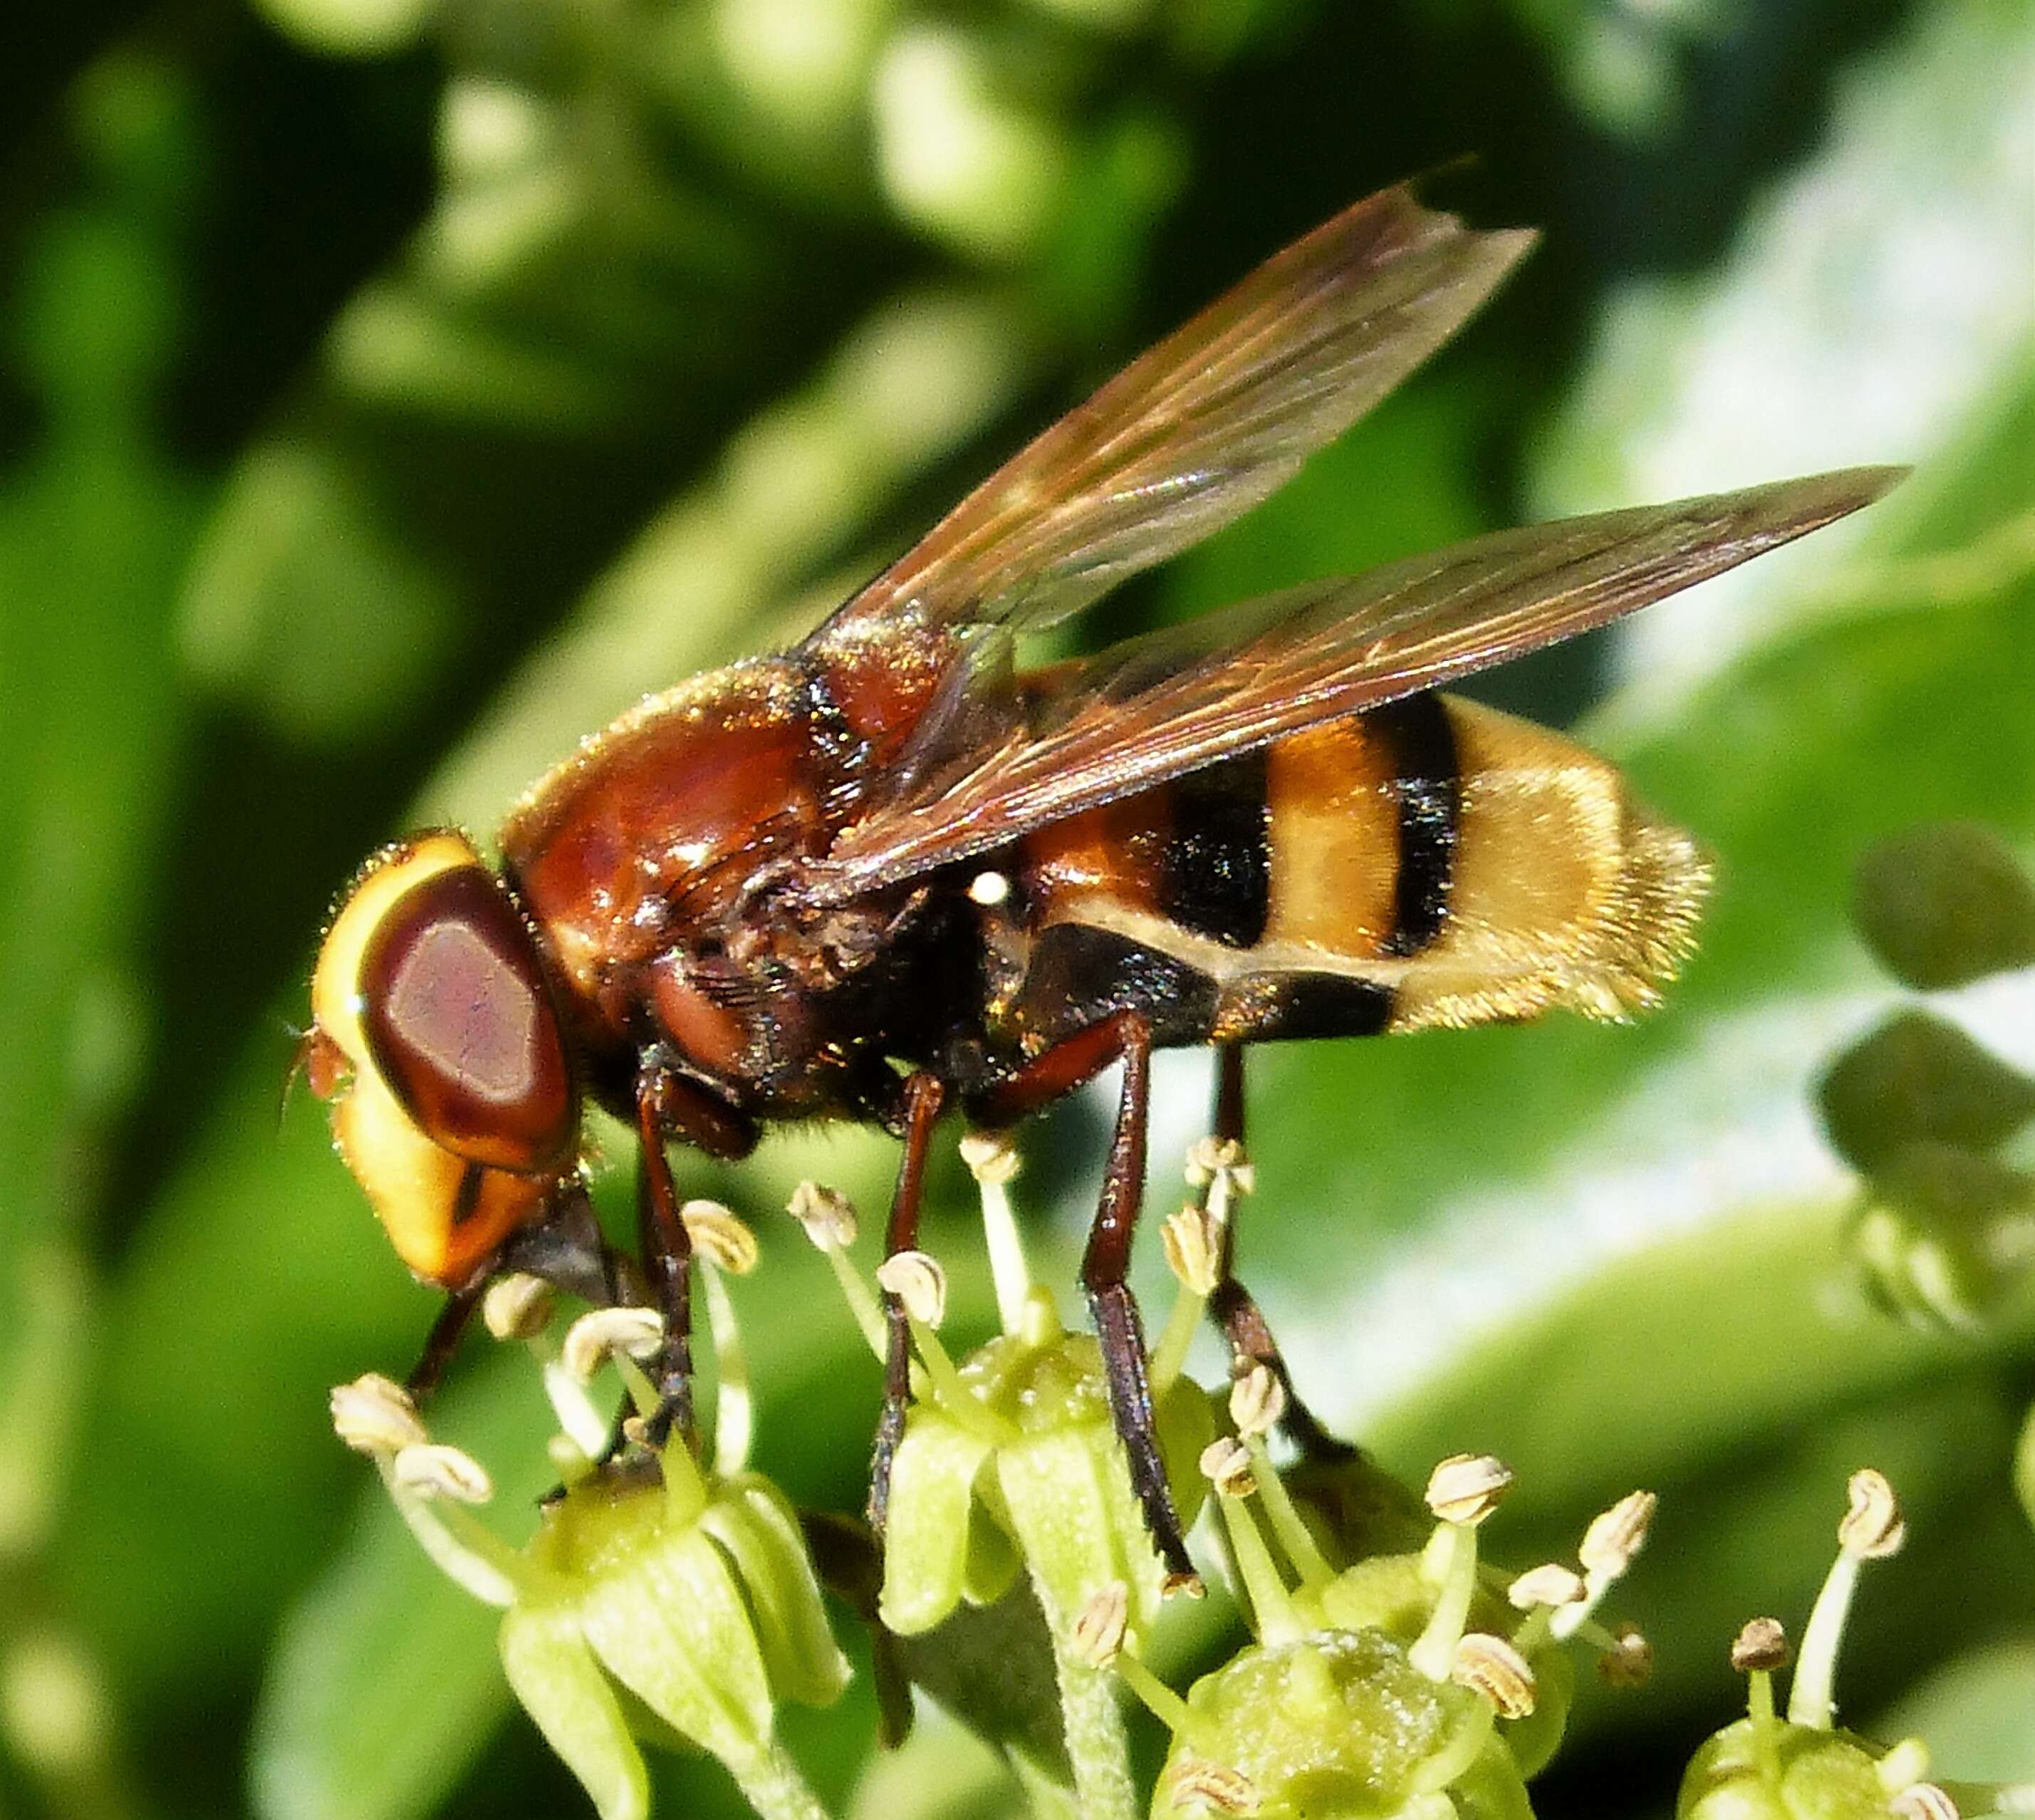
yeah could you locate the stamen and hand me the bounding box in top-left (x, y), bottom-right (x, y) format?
top-left (392, 1443), bottom-right (495, 1505)
top-left (785, 1180), bottom-right (858, 1249)
top-left (330, 1373), bottom-right (427, 1455)
top-left (681, 1200), bottom-right (760, 1276)
top-left (1067, 1581), bottom-right (1130, 1668)
top-left (1424, 1454), bottom-right (1514, 1527)
top-left (1228, 1364), bottom-right (1285, 1440)
top-left (1596, 1624), bottom-right (1653, 1688)
top-left (1791, 1469), bottom-right (1905, 1729)
top-left (482, 1274), bottom-right (556, 1342)
top-left (1200, 1437), bottom-right (1256, 1499)
top-left (1731, 1617), bottom-right (1791, 1674)
top-left (960, 1129), bottom-right (1030, 1335)
top-left (1451, 1632), bottom-right (1537, 1717)
top-left (875, 1249), bottom-right (947, 1328)
top-left (1168, 1756), bottom-right (1261, 1815)
top-left (561, 1307), bottom-right (664, 1384)
top-left (1508, 1564), bottom-right (1586, 1613)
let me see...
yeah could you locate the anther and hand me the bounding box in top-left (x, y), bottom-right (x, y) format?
top-left (1580, 1490), bottom-right (1657, 1576)
top-left (1838, 1468), bottom-right (1906, 1559)
top-left (786, 1180), bottom-right (858, 1248)
top-left (392, 1442), bottom-right (495, 1504)
top-left (331, 1373), bottom-right (427, 1455)
top-left (681, 1200), bottom-right (760, 1275)
top-left (1227, 1364), bottom-right (1285, 1440)
top-left (1732, 1616), bottom-right (1791, 1674)
top-left (1507, 1564), bottom-right (1587, 1611)
top-left (561, 1306), bottom-right (664, 1383)
top-left (875, 1250), bottom-right (947, 1327)
top-left (1425, 1453), bottom-right (1515, 1526)
top-left (1598, 1623), bottom-right (1655, 1688)
top-left (1890, 1786), bottom-right (1960, 1820)
top-left (1168, 1757), bottom-right (1261, 1815)
top-left (1451, 1632), bottom-right (1538, 1717)
top-left (958, 1129), bottom-right (1022, 1185)
top-left (1162, 1205), bottom-right (1224, 1297)
top-left (482, 1273), bottom-right (556, 1342)
top-left (1200, 1437), bottom-right (1257, 1498)
top-left (1068, 1581), bottom-right (1130, 1668)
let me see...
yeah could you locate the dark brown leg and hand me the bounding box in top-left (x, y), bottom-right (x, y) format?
top-left (1204, 1044), bottom-right (1354, 1464)
top-left (405, 1274), bottom-right (488, 1400)
top-left (635, 1070), bottom-right (695, 1452)
top-left (868, 1072), bottom-right (945, 1535)
top-left (975, 1011), bottom-right (1198, 1588)
top-left (628, 1066), bottom-right (759, 1455)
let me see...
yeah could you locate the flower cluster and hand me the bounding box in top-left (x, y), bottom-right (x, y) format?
top-left (1821, 823), bottom-right (2035, 1328)
top-left (1678, 1470), bottom-right (2031, 1820)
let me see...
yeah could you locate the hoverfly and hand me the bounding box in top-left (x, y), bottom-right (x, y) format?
top-left (305, 182), bottom-right (1899, 1583)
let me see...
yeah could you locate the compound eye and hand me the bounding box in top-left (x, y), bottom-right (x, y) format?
top-left (358, 865), bottom-right (573, 1174)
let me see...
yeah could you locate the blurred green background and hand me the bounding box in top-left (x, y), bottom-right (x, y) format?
top-left (1, 0), bottom-right (2031, 1814)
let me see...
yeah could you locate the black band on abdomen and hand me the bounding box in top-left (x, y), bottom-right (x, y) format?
top-left (1157, 751), bottom-right (1271, 951)
top-left (1374, 694), bottom-right (1460, 957)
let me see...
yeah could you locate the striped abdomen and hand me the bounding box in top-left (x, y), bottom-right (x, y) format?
top-left (1000, 693), bottom-right (1708, 1053)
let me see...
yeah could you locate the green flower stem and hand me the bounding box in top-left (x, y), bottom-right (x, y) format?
top-left (1217, 1492), bottom-right (1303, 1645)
top-left (723, 1737), bottom-right (838, 1820)
top-left (1113, 1648), bottom-right (1194, 1735)
top-left (1147, 1284), bottom-right (1205, 1398)
top-left (1787, 1552), bottom-right (1860, 1728)
top-left (1409, 1523), bottom-right (1477, 1682)
top-left (1244, 1438), bottom-right (1335, 1589)
top-left (702, 1264), bottom-right (753, 1477)
top-left (977, 1172), bottom-right (1031, 1336)
top-left (375, 1465), bottom-right (521, 1608)
top-left (824, 1244), bottom-right (888, 1361)
top-left (906, 1319), bottom-right (1020, 1446)
top-left (1045, 1599), bottom-right (1138, 1820)
top-left (1405, 1700), bottom-right (1497, 1796)
top-left (1748, 1668), bottom-right (1783, 1787)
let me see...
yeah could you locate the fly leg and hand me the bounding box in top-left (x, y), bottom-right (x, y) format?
top-left (405, 1276), bottom-right (488, 1401)
top-left (1205, 1044), bottom-right (1355, 1464)
top-left (869, 1072), bottom-right (946, 1535)
top-left (973, 1009), bottom-right (1199, 1590)
top-left (634, 1064), bottom-right (759, 1455)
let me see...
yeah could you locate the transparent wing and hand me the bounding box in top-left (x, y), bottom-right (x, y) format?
top-left (801, 467), bottom-right (1904, 901)
top-left (811, 182), bottom-right (1534, 648)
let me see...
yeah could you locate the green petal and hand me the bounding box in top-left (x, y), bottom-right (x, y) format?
top-left (575, 1524), bottom-right (774, 1764)
top-left (994, 1424), bottom-right (1150, 1632)
top-left (498, 1603), bottom-right (649, 1820)
top-left (702, 1476), bottom-right (851, 1710)
top-left (880, 1410), bottom-right (996, 1636)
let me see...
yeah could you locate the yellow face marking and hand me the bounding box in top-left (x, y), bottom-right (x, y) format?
top-left (311, 829), bottom-right (553, 1286)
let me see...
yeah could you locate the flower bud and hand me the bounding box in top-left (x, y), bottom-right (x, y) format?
top-left (1848, 1142), bottom-right (2034, 1330)
top-left (1816, 1011), bottom-right (2035, 1175)
top-left (1852, 822), bottom-right (2035, 991)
